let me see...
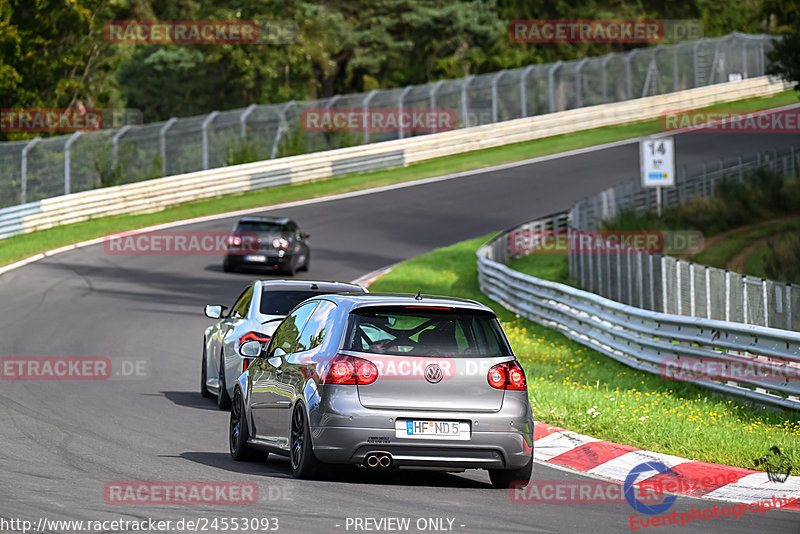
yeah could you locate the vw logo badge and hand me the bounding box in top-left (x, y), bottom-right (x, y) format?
top-left (425, 364), bottom-right (443, 383)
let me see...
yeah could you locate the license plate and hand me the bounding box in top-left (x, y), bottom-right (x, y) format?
top-left (395, 420), bottom-right (470, 440)
top-left (244, 255), bottom-right (266, 262)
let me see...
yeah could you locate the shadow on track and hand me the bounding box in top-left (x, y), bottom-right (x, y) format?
top-left (161, 390), bottom-right (222, 411)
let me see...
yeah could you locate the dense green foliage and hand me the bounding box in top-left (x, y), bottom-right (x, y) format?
top-left (0, 0), bottom-right (795, 140)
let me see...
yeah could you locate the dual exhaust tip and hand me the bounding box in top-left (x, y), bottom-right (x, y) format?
top-left (365, 453), bottom-right (392, 468)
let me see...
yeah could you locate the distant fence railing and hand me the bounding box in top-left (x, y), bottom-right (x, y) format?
top-left (566, 145), bottom-right (800, 331)
top-left (478, 140), bottom-right (800, 407)
top-left (0, 32), bottom-right (774, 209)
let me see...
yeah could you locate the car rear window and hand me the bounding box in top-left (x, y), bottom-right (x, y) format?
top-left (343, 306), bottom-right (512, 357)
top-left (260, 290), bottom-right (324, 315)
top-left (236, 221), bottom-right (287, 233)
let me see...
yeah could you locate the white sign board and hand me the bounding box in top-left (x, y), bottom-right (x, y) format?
top-left (640, 137), bottom-right (675, 188)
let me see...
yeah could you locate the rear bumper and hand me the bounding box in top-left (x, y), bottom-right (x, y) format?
top-left (308, 386), bottom-right (533, 470)
top-left (224, 253), bottom-right (293, 270)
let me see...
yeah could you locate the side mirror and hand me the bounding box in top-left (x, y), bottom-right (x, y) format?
top-left (239, 340), bottom-right (262, 358)
top-left (273, 347), bottom-right (287, 358)
top-left (267, 356), bottom-right (282, 369)
top-left (204, 304), bottom-right (225, 319)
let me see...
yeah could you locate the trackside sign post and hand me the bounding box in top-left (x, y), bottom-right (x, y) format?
top-left (640, 137), bottom-right (675, 216)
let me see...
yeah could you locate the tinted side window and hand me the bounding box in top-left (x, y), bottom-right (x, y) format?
top-left (295, 300), bottom-right (337, 352)
top-left (231, 285), bottom-right (254, 318)
top-left (269, 301), bottom-right (318, 355)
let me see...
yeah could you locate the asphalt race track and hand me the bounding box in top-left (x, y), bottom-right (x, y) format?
top-left (1, 126), bottom-right (799, 534)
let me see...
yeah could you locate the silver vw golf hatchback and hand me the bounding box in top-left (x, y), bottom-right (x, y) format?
top-left (229, 293), bottom-right (533, 488)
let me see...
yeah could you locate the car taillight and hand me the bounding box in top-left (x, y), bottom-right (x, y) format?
top-left (272, 237), bottom-right (289, 249)
top-left (239, 332), bottom-right (270, 344)
top-left (487, 361), bottom-right (527, 391)
top-left (323, 355), bottom-right (378, 385)
top-left (228, 235), bottom-right (243, 247)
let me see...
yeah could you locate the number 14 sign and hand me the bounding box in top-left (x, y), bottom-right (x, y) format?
top-left (640, 137), bottom-right (675, 188)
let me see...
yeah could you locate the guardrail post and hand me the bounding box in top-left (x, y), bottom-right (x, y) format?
top-left (762, 279), bottom-right (769, 327)
top-left (649, 254), bottom-right (655, 311)
top-left (64, 131), bottom-right (82, 195)
top-left (201, 111), bottom-right (219, 171)
top-left (597, 248), bottom-right (603, 296)
top-left (159, 117), bottom-right (177, 176)
top-left (112, 125), bottom-right (132, 170)
top-left (705, 266), bottom-right (712, 319)
top-left (461, 75), bottom-right (474, 127)
top-left (20, 137), bottom-right (41, 204)
top-left (616, 249), bottom-right (622, 302)
top-left (575, 59), bottom-right (588, 108)
top-left (548, 61), bottom-right (562, 113)
top-left (363, 90), bottom-right (379, 144)
top-left (270, 100), bottom-right (295, 160)
top-left (626, 251), bottom-right (633, 305)
top-left (240, 104), bottom-right (257, 137)
top-left (398, 86), bottom-right (413, 139)
top-left (520, 65), bottom-right (535, 117)
top-left (491, 70), bottom-right (506, 122)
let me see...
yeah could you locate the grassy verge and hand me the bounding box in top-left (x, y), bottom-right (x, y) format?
top-left (2, 90), bottom-right (797, 269)
top-left (692, 217), bottom-right (800, 269)
top-left (368, 235), bottom-right (800, 470)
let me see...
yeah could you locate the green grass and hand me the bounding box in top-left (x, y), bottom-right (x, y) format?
top-left (368, 235), bottom-right (800, 471)
top-left (692, 218), bottom-right (800, 269)
top-left (2, 90), bottom-right (796, 269)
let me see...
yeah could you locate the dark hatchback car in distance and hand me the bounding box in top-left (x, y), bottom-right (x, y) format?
top-left (223, 216), bottom-right (310, 275)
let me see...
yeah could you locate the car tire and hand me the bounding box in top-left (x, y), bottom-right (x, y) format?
top-left (488, 456), bottom-right (533, 489)
top-left (217, 356), bottom-right (232, 410)
top-left (229, 388), bottom-right (262, 461)
top-left (290, 403), bottom-right (321, 478)
top-left (201, 346), bottom-right (214, 399)
top-left (282, 260), bottom-right (296, 277)
top-left (299, 251), bottom-right (310, 272)
top-left (223, 258), bottom-right (235, 273)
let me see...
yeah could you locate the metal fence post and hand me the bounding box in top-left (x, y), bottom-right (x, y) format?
top-left (201, 111), bottom-right (219, 171)
top-left (725, 270), bottom-right (731, 321)
top-left (661, 256), bottom-right (669, 313)
top-left (625, 50), bottom-right (639, 100)
top-left (20, 137), bottom-right (41, 204)
top-left (520, 65), bottom-right (535, 117)
top-left (270, 100), bottom-right (295, 160)
top-left (491, 70), bottom-right (506, 122)
top-left (787, 283), bottom-right (792, 330)
top-left (575, 59), bottom-right (588, 108)
top-left (159, 117), bottom-right (177, 176)
top-left (705, 266), bottom-right (712, 319)
top-left (676, 260), bottom-right (682, 315)
top-left (689, 263), bottom-right (696, 317)
top-left (762, 279), bottom-right (769, 327)
top-left (601, 54), bottom-right (613, 103)
top-left (548, 61), bottom-right (563, 113)
top-left (362, 90), bottom-right (379, 144)
top-left (64, 131), bottom-right (82, 195)
top-left (112, 126), bottom-right (131, 170)
top-left (742, 275), bottom-right (749, 324)
top-left (616, 249), bottom-right (622, 302)
top-left (398, 86), bottom-right (413, 139)
top-left (649, 254), bottom-right (655, 311)
top-left (461, 75), bottom-right (474, 127)
top-left (693, 38), bottom-right (706, 88)
top-left (239, 104), bottom-right (257, 137)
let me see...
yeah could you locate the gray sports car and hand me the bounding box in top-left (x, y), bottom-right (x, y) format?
top-left (202, 280), bottom-right (367, 409)
top-left (229, 293), bottom-right (533, 488)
